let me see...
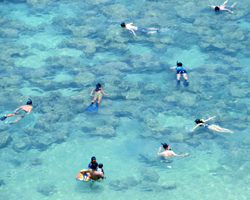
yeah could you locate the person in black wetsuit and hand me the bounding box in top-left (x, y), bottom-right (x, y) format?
top-left (88, 156), bottom-right (98, 169)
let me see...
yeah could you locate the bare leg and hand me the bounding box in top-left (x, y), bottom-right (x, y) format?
top-left (12, 117), bottom-right (23, 124)
top-left (231, 2), bottom-right (236, 7)
top-left (92, 96), bottom-right (97, 103)
top-left (97, 96), bottom-right (102, 104)
top-left (183, 73), bottom-right (188, 80)
top-left (208, 124), bottom-right (234, 134)
top-left (1, 113), bottom-right (16, 121)
top-left (177, 74), bottom-right (181, 80)
top-left (147, 31), bottom-right (158, 34)
top-left (6, 113), bottom-right (15, 118)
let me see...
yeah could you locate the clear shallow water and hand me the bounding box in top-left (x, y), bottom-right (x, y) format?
top-left (0, 0), bottom-right (250, 199)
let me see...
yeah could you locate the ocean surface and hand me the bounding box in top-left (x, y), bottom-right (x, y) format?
top-left (0, 0), bottom-right (250, 199)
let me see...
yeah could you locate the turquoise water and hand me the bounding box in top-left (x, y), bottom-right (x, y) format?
top-left (0, 0), bottom-right (250, 199)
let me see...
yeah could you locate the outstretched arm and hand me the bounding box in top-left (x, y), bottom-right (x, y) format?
top-left (157, 147), bottom-right (162, 155)
top-left (80, 169), bottom-right (90, 174)
top-left (192, 123), bottom-right (203, 131)
top-left (14, 106), bottom-right (22, 112)
top-left (131, 29), bottom-right (137, 37)
top-left (90, 88), bottom-right (95, 96)
top-left (170, 66), bottom-right (177, 69)
top-left (204, 116), bottom-right (216, 122)
top-left (174, 152), bottom-right (189, 157)
top-left (101, 88), bottom-right (108, 95)
top-left (100, 173), bottom-right (104, 180)
top-left (222, 0), bottom-right (228, 5)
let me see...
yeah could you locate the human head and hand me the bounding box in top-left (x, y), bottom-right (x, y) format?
top-left (91, 156), bottom-right (96, 163)
top-left (96, 83), bottom-right (101, 88)
top-left (26, 99), bottom-right (32, 105)
top-left (177, 62), bottom-right (183, 67)
top-left (90, 162), bottom-right (98, 170)
top-left (121, 22), bottom-right (126, 28)
top-left (195, 119), bottom-right (204, 124)
top-left (98, 163), bottom-right (103, 168)
top-left (215, 6), bottom-right (220, 11)
top-left (161, 143), bottom-right (169, 150)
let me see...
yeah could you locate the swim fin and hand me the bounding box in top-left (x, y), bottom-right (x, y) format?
top-left (183, 80), bottom-right (189, 86)
top-left (86, 103), bottom-right (94, 111)
top-left (177, 80), bottom-right (180, 86)
top-left (93, 103), bottom-right (98, 111)
top-left (0, 116), bottom-right (6, 121)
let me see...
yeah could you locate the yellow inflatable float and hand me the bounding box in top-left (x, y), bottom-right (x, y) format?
top-left (76, 169), bottom-right (90, 181)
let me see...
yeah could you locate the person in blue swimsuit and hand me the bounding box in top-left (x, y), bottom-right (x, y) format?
top-left (170, 61), bottom-right (189, 86)
top-left (121, 22), bottom-right (158, 37)
top-left (211, 0), bottom-right (236, 14)
top-left (192, 116), bottom-right (234, 134)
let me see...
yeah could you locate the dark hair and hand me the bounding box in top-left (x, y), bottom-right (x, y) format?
top-left (91, 162), bottom-right (98, 170)
top-left (161, 143), bottom-right (169, 149)
top-left (91, 156), bottom-right (96, 161)
top-left (215, 6), bottom-right (220, 11)
top-left (99, 163), bottom-right (103, 168)
top-left (121, 22), bottom-right (125, 27)
top-left (195, 119), bottom-right (204, 124)
top-left (27, 99), bottom-right (32, 105)
top-left (177, 62), bottom-right (183, 67)
top-left (95, 83), bottom-right (101, 92)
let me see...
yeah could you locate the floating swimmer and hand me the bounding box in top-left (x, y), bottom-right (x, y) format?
top-left (157, 143), bottom-right (189, 160)
top-left (0, 99), bottom-right (33, 124)
top-left (87, 83), bottom-right (108, 111)
top-left (170, 61), bottom-right (189, 86)
top-left (192, 116), bottom-right (234, 134)
top-left (211, 0), bottom-right (236, 14)
top-left (121, 22), bottom-right (158, 37)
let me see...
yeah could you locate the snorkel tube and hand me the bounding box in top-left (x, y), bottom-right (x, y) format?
top-left (26, 98), bottom-right (32, 105)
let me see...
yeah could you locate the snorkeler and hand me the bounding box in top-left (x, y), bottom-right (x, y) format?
top-left (0, 99), bottom-right (33, 124)
top-left (170, 61), bottom-right (189, 86)
top-left (121, 22), bottom-right (158, 37)
top-left (157, 143), bottom-right (189, 159)
top-left (87, 83), bottom-right (108, 111)
top-left (97, 163), bottom-right (104, 175)
top-left (88, 156), bottom-right (98, 169)
top-left (192, 116), bottom-right (234, 134)
top-left (211, 0), bottom-right (236, 14)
